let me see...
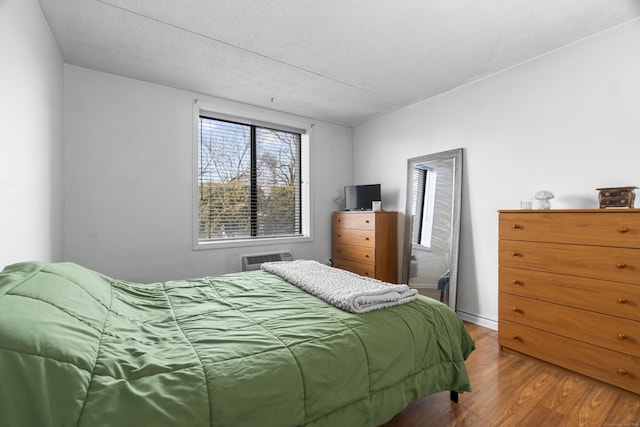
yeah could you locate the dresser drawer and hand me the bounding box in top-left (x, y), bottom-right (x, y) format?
top-left (499, 240), bottom-right (640, 285)
top-left (499, 320), bottom-right (640, 394)
top-left (500, 293), bottom-right (640, 357)
top-left (332, 258), bottom-right (375, 278)
top-left (333, 243), bottom-right (375, 265)
top-left (332, 228), bottom-right (375, 247)
top-left (499, 266), bottom-right (640, 321)
top-left (499, 212), bottom-right (640, 248)
top-left (333, 213), bottom-right (376, 230)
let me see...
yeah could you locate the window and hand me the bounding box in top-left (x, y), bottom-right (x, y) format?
top-left (196, 110), bottom-right (309, 246)
top-left (410, 166), bottom-right (437, 248)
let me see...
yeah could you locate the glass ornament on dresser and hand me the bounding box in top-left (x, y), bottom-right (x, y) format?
top-left (534, 190), bottom-right (554, 210)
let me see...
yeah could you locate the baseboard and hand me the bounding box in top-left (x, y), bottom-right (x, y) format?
top-left (456, 309), bottom-right (498, 331)
top-left (413, 284), bottom-right (438, 290)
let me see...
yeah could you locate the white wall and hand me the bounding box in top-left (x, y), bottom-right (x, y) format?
top-left (352, 19), bottom-right (640, 329)
top-left (0, 0), bottom-right (65, 269)
top-left (64, 66), bottom-right (352, 282)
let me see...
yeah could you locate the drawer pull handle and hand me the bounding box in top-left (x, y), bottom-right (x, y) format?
top-left (512, 279), bottom-right (521, 285)
top-left (512, 307), bottom-right (521, 313)
top-left (365, 237), bottom-right (370, 241)
top-left (365, 255), bottom-right (370, 258)
top-left (618, 333), bottom-right (628, 340)
top-left (618, 297), bottom-right (628, 304)
top-left (512, 335), bottom-right (520, 341)
top-left (365, 220), bottom-right (370, 223)
top-left (512, 224), bottom-right (521, 229)
top-left (616, 263), bottom-right (627, 269)
top-left (511, 251), bottom-right (520, 256)
top-left (618, 226), bottom-right (629, 233)
top-left (617, 368), bottom-right (627, 376)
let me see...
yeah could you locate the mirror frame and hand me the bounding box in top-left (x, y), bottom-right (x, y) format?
top-left (401, 148), bottom-right (463, 311)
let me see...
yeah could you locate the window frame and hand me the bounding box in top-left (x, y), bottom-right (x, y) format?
top-left (192, 99), bottom-right (312, 250)
top-left (414, 166), bottom-right (437, 248)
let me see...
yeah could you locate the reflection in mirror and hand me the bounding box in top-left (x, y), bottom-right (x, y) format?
top-left (401, 149), bottom-right (463, 311)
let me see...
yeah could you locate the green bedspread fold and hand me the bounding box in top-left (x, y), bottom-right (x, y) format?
top-left (0, 261), bottom-right (474, 427)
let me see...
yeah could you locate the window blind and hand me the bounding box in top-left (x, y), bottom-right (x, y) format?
top-left (410, 165), bottom-right (436, 247)
top-left (410, 167), bottom-right (426, 244)
top-left (198, 116), bottom-right (302, 241)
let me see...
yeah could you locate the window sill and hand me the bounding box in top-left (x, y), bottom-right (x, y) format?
top-left (193, 235), bottom-right (313, 251)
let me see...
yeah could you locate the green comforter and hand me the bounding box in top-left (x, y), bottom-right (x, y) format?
top-left (0, 261), bottom-right (474, 427)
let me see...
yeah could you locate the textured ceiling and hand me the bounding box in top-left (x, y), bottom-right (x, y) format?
top-left (38, 0), bottom-right (640, 126)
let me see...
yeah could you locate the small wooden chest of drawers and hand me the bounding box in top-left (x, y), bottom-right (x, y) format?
top-left (332, 211), bottom-right (397, 283)
top-left (498, 209), bottom-right (640, 394)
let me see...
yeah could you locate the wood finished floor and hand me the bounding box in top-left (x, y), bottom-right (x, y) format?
top-left (382, 322), bottom-right (640, 427)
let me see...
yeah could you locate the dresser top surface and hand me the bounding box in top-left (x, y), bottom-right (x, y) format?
top-left (334, 210), bottom-right (397, 214)
top-left (499, 209), bottom-right (640, 213)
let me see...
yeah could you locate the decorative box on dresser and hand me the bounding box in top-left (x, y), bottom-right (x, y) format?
top-left (498, 209), bottom-right (640, 395)
top-left (332, 211), bottom-right (398, 283)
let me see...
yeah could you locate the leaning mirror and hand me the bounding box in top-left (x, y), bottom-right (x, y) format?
top-left (401, 148), bottom-right (463, 311)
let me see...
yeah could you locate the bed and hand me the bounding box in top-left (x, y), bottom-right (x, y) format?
top-left (0, 261), bottom-right (474, 427)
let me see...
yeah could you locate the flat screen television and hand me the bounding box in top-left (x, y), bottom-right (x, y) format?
top-left (344, 184), bottom-right (381, 211)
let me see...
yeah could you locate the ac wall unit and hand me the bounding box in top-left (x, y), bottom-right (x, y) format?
top-left (241, 250), bottom-right (293, 271)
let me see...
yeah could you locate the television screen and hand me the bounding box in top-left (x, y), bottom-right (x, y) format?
top-left (344, 184), bottom-right (381, 211)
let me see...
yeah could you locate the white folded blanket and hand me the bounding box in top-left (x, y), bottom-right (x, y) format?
top-left (261, 259), bottom-right (418, 313)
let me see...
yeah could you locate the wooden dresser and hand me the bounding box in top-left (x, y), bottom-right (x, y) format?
top-left (332, 211), bottom-right (398, 283)
top-left (498, 209), bottom-right (640, 394)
